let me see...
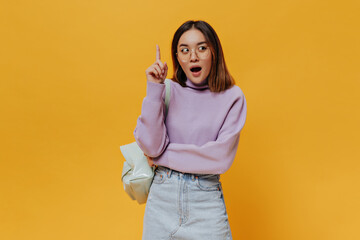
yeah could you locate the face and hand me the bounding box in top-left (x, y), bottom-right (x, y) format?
top-left (177, 29), bottom-right (212, 85)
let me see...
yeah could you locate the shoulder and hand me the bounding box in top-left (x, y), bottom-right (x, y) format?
top-left (165, 78), bottom-right (179, 89)
top-left (222, 84), bottom-right (246, 102)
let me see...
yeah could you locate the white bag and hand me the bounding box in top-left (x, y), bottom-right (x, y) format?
top-left (120, 79), bottom-right (171, 204)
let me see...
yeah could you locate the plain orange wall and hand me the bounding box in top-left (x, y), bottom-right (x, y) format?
top-left (1, 0), bottom-right (359, 239)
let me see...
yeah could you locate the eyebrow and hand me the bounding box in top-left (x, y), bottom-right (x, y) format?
top-left (179, 41), bottom-right (208, 47)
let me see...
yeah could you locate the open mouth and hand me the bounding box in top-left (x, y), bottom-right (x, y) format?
top-left (190, 67), bottom-right (202, 73)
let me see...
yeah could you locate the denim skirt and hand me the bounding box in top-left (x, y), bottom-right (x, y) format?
top-left (142, 166), bottom-right (232, 240)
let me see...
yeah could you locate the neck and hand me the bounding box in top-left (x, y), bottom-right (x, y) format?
top-left (185, 78), bottom-right (209, 90)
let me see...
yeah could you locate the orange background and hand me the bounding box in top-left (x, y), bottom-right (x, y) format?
top-left (1, 0), bottom-right (359, 239)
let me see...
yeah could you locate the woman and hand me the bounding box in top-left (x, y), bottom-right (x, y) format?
top-left (134, 20), bottom-right (247, 240)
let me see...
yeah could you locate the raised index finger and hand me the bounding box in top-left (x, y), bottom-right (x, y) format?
top-left (156, 44), bottom-right (161, 61)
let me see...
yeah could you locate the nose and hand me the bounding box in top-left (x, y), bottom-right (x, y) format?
top-left (189, 49), bottom-right (199, 62)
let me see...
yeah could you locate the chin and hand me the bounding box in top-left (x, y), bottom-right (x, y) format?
top-left (187, 74), bottom-right (207, 85)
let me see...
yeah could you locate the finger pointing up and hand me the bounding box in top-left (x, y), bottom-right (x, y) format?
top-left (156, 44), bottom-right (161, 61)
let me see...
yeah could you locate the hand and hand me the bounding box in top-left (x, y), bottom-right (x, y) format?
top-left (145, 44), bottom-right (168, 84)
top-left (144, 153), bottom-right (155, 167)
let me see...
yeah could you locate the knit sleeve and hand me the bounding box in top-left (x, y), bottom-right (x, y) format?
top-left (133, 80), bottom-right (169, 157)
top-left (153, 91), bottom-right (247, 174)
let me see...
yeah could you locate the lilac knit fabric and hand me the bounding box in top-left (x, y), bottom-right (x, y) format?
top-left (134, 78), bottom-right (247, 174)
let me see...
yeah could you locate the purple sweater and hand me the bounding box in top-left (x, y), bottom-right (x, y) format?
top-left (134, 78), bottom-right (247, 174)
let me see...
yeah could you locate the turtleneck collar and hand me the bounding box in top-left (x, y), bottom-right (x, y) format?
top-left (185, 78), bottom-right (209, 90)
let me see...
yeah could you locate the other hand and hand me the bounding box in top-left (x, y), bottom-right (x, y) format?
top-left (144, 153), bottom-right (155, 167)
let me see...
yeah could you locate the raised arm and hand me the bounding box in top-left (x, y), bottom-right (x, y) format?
top-left (133, 45), bottom-right (169, 157)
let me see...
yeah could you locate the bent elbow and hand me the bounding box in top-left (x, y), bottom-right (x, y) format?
top-left (134, 133), bottom-right (169, 158)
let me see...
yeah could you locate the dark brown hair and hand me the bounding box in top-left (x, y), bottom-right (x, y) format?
top-left (171, 20), bottom-right (235, 92)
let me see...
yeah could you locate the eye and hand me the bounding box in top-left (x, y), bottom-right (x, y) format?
top-left (198, 46), bottom-right (208, 52)
top-left (180, 48), bottom-right (189, 54)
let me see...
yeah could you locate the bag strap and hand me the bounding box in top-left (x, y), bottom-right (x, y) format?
top-left (164, 79), bottom-right (171, 117)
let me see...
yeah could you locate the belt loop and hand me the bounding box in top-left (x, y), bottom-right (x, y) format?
top-left (167, 168), bottom-right (172, 178)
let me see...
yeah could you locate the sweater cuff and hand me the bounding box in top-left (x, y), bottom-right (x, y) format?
top-left (146, 80), bottom-right (165, 101)
top-left (153, 150), bottom-right (170, 167)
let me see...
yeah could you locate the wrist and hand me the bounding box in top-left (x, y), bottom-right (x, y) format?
top-left (146, 80), bottom-right (165, 100)
top-left (148, 79), bottom-right (164, 84)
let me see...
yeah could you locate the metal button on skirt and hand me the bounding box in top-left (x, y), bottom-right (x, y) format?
top-left (142, 166), bottom-right (232, 240)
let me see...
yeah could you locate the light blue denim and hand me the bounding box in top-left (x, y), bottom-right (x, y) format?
top-left (142, 166), bottom-right (232, 240)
